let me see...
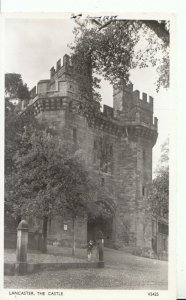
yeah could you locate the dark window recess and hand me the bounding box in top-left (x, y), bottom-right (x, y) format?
top-left (69, 101), bottom-right (72, 111)
top-left (142, 186), bottom-right (145, 196)
top-left (101, 178), bottom-right (105, 186)
top-left (48, 217), bottom-right (52, 234)
top-left (99, 141), bottom-right (113, 174)
top-left (93, 140), bottom-right (97, 162)
top-left (73, 128), bottom-right (77, 143)
top-left (158, 223), bottom-right (168, 235)
top-left (143, 150), bottom-right (146, 164)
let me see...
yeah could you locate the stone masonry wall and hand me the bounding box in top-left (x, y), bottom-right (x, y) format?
top-left (36, 108), bottom-right (119, 246)
top-left (36, 106), bottom-right (154, 248)
top-left (22, 55), bottom-right (158, 250)
top-left (136, 137), bottom-right (153, 247)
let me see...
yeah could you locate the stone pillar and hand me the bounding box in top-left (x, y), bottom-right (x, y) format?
top-left (15, 220), bottom-right (28, 275)
top-left (98, 238), bottom-right (104, 267)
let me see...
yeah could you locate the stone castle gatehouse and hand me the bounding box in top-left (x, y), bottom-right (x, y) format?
top-left (20, 54), bottom-right (158, 251)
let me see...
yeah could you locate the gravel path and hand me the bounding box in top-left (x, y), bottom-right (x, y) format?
top-left (4, 247), bottom-right (168, 290)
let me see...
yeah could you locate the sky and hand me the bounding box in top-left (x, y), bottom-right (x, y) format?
top-left (4, 17), bottom-right (170, 173)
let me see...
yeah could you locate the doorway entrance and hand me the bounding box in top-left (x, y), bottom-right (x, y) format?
top-left (87, 217), bottom-right (113, 247)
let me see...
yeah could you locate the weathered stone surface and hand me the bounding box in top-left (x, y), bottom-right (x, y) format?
top-left (20, 55), bottom-right (158, 251)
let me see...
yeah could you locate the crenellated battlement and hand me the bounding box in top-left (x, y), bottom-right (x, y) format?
top-left (32, 54), bottom-right (79, 99)
top-left (132, 90), bottom-right (153, 112)
top-left (113, 82), bottom-right (155, 129)
top-left (50, 54), bottom-right (72, 79)
top-left (113, 83), bottom-right (153, 113)
top-left (23, 54), bottom-right (157, 141)
top-left (33, 55), bottom-right (154, 117)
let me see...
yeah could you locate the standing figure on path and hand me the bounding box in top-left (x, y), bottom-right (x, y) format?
top-left (87, 240), bottom-right (94, 261)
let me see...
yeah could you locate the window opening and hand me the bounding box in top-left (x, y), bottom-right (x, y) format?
top-left (73, 128), bottom-right (77, 143)
top-left (142, 186), bottom-right (145, 196)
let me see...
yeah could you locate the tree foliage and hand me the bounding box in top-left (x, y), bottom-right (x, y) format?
top-left (69, 18), bottom-right (169, 105)
top-left (5, 99), bottom-right (43, 176)
top-left (5, 98), bottom-right (18, 175)
top-left (149, 139), bottom-right (169, 218)
top-left (5, 73), bottom-right (30, 175)
top-left (5, 123), bottom-right (114, 253)
top-left (5, 73), bottom-right (30, 100)
top-left (5, 128), bottom-right (94, 251)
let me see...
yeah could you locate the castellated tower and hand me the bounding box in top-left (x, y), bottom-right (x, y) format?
top-left (21, 55), bottom-right (158, 250)
top-left (113, 83), bottom-right (158, 248)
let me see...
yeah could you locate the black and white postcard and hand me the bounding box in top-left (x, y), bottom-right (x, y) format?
top-left (0, 10), bottom-right (177, 300)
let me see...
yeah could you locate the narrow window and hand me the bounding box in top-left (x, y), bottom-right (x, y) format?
top-left (163, 237), bottom-right (166, 251)
top-left (73, 128), bottom-right (77, 143)
top-left (48, 217), bottom-right (52, 234)
top-left (69, 101), bottom-right (72, 111)
top-left (93, 140), bottom-right (97, 163)
top-left (143, 150), bottom-right (146, 163)
top-left (142, 186), bottom-right (145, 196)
